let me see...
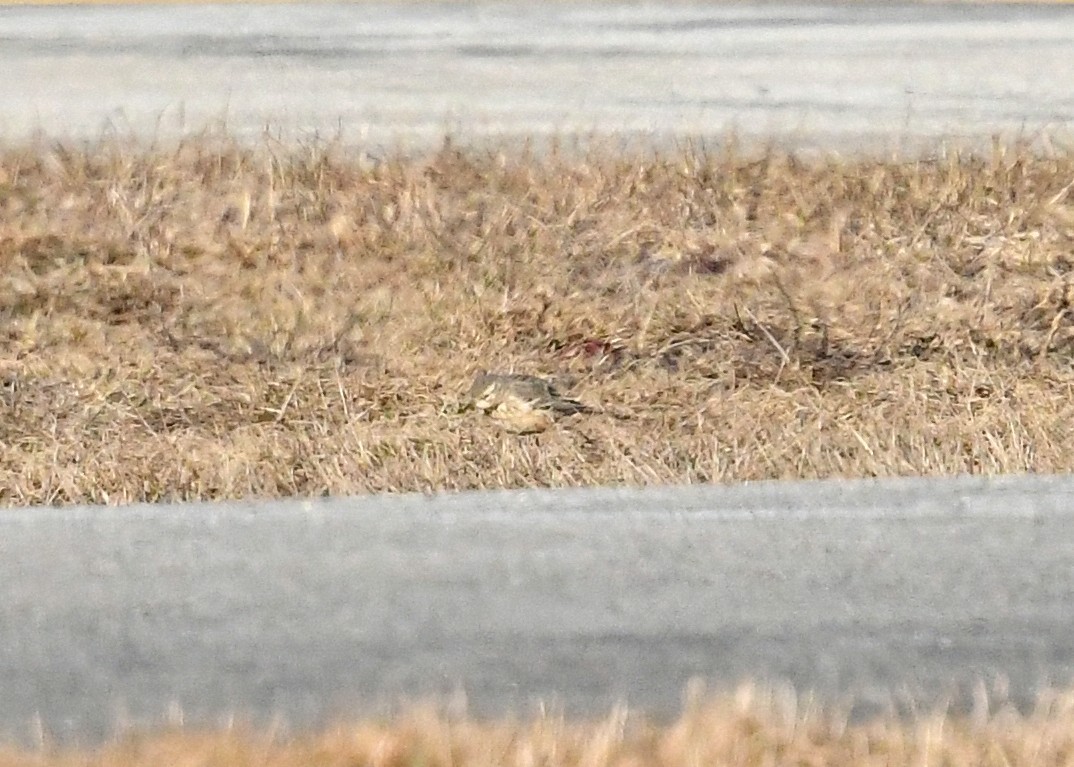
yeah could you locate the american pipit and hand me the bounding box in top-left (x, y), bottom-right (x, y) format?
top-left (465, 372), bottom-right (590, 433)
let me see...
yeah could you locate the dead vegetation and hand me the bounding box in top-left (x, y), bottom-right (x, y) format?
top-left (2, 134), bottom-right (1074, 504)
top-left (6, 683), bottom-right (1074, 767)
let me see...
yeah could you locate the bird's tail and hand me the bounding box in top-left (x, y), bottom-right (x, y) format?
top-left (550, 397), bottom-right (590, 415)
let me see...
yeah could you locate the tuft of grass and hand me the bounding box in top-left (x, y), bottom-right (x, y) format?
top-left (6, 684), bottom-right (1074, 766)
top-left (3, 134), bottom-right (1074, 505)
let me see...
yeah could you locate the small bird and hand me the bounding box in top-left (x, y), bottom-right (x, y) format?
top-left (465, 372), bottom-right (590, 433)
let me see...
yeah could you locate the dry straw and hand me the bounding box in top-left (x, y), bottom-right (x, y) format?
top-left (5, 683), bottom-right (1074, 766)
top-left (2, 134), bottom-right (1074, 504)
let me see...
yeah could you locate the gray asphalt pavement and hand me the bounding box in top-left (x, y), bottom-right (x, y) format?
top-left (3, 474), bottom-right (1074, 745)
top-left (1, 2), bottom-right (1072, 149)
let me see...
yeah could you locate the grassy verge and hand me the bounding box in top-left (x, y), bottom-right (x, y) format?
top-left (5, 685), bottom-right (1074, 766)
top-left (3, 135), bottom-right (1074, 505)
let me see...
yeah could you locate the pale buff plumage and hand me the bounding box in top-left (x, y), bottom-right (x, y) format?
top-left (465, 372), bottom-right (589, 434)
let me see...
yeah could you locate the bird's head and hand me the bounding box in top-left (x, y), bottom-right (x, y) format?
top-left (464, 370), bottom-right (497, 411)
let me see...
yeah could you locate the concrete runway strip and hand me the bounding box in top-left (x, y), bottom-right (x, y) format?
top-left (2, 473), bottom-right (1074, 744)
top-left (1, 2), bottom-right (1073, 148)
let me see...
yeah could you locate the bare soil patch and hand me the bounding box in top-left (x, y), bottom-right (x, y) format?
top-left (3, 135), bottom-right (1074, 505)
top-left (5, 684), bottom-right (1074, 766)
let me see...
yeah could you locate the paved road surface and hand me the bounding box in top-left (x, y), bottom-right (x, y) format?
top-left (1, 2), bottom-right (1073, 149)
top-left (3, 474), bottom-right (1074, 745)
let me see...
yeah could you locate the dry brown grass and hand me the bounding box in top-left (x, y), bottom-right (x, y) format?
top-left (6, 684), bottom-right (1074, 766)
top-left (3, 134), bottom-right (1074, 505)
